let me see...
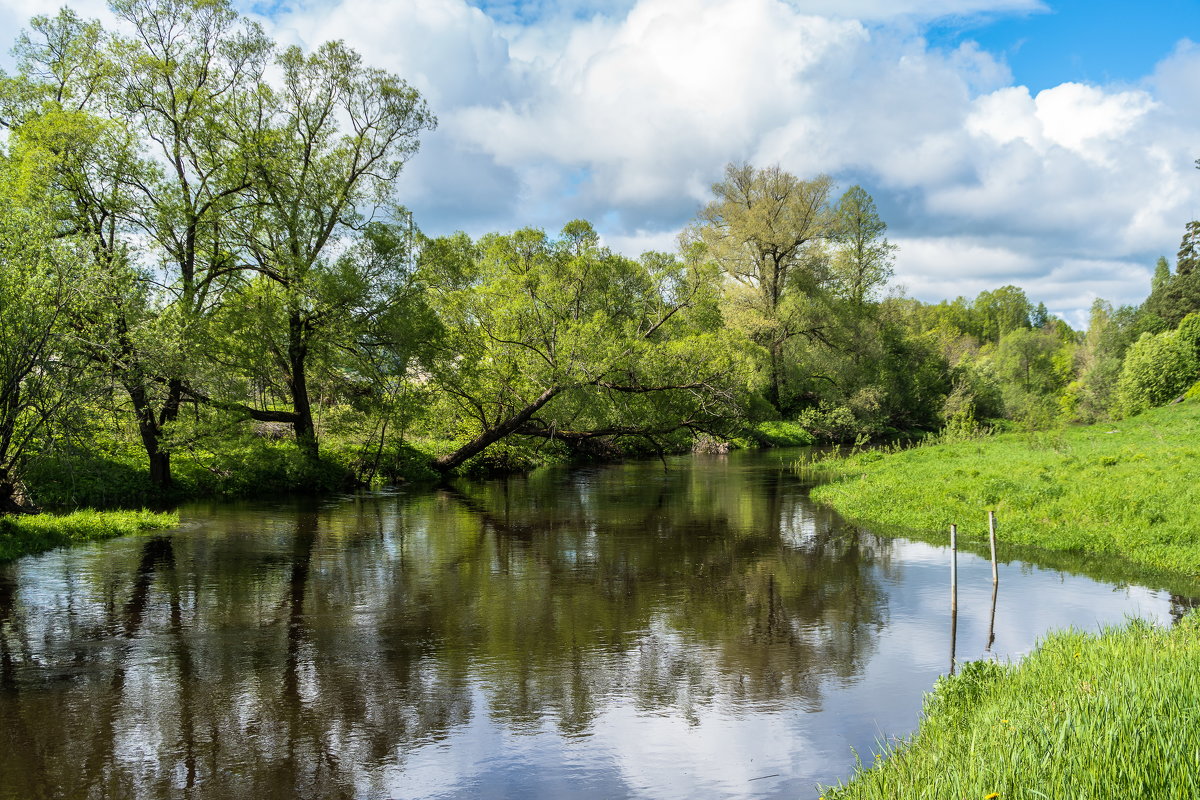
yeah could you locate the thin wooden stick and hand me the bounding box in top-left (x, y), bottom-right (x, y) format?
top-left (950, 523), bottom-right (958, 612)
top-left (950, 523), bottom-right (958, 674)
top-left (988, 510), bottom-right (999, 585)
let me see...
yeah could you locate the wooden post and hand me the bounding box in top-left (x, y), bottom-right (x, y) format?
top-left (950, 523), bottom-right (958, 612)
top-left (988, 510), bottom-right (999, 585)
top-left (949, 523), bottom-right (958, 675)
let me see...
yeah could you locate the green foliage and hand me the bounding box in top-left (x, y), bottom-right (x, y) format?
top-left (1115, 328), bottom-right (1199, 415)
top-left (457, 438), bottom-right (570, 478)
top-left (748, 421), bottom-right (816, 448)
top-left (830, 185), bottom-right (895, 307)
top-left (0, 127), bottom-right (92, 507)
top-left (424, 221), bottom-right (752, 472)
top-left (823, 615), bottom-right (1200, 798)
top-left (942, 360), bottom-right (1003, 424)
top-left (1152, 255), bottom-right (1171, 293)
top-left (0, 509), bottom-right (177, 561)
top-left (1066, 299), bottom-right (1127, 422)
top-left (23, 449), bottom-right (155, 508)
top-left (972, 285), bottom-right (1034, 343)
top-left (694, 163), bottom-right (836, 411)
top-left (795, 403), bottom-right (861, 443)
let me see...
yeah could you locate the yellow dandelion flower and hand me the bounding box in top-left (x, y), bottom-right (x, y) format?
top-left (985, 793), bottom-right (1000, 799)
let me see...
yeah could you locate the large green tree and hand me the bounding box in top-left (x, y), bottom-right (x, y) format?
top-left (215, 40), bottom-right (435, 461)
top-left (830, 185), bottom-right (895, 310)
top-left (425, 221), bottom-right (750, 473)
top-left (1142, 222), bottom-right (1200, 328)
top-left (3, 0), bottom-right (271, 489)
top-left (3, 1), bottom-right (435, 484)
top-left (0, 139), bottom-right (89, 510)
top-left (202, 220), bottom-right (441, 468)
top-left (693, 163), bottom-right (835, 412)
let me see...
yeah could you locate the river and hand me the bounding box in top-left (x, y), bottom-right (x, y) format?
top-left (0, 449), bottom-right (1193, 798)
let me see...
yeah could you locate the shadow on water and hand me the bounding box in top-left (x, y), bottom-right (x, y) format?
top-left (0, 450), bottom-right (1193, 798)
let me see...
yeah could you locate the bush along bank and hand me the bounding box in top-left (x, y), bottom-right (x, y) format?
top-left (821, 614), bottom-right (1200, 799)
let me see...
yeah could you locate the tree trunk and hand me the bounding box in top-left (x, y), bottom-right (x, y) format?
top-left (129, 382), bottom-right (173, 491)
top-left (433, 385), bottom-right (563, 473)
top-left (767, 339), bottom-right (785, 412)
top-left (0, 471), bottom-right (33, 514)
top-left (288, 312), bottom-right (319, 462)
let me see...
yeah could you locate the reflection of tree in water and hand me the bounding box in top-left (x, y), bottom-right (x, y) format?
top-left (1171, 593), bottom-right (1200, 625)
top-left (447, 457), bottom-right (891, 726)
top-left (0, 512), bottom-right (475, 799)
top-left (0, 455), bottom-right (890, 797)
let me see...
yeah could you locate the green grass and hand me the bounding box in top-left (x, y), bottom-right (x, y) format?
top-left (0, 509), bottom-right (179, 561)
top-left (807, 401), bottom-right (1200, 578)
top-left (822, 614), bottom-right (1200, 799)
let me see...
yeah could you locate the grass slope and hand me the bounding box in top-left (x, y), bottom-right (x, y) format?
top-left (0, 509), bottom-right (179, 561)
top-left (808, 401), bottom-right (1200, 578)
top-left (822, 616), bottom-right (1200, 799)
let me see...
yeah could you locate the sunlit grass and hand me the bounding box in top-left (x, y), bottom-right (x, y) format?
top-left (0, 509), bottom-right (179, 561)
top-left (806, 401), bottom-right (1200, 577)
top-left (822, 615), bottom-right (1200, 798)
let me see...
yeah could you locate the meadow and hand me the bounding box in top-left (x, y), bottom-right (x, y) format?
top-left (807, 400), bottom-right (1200, 578)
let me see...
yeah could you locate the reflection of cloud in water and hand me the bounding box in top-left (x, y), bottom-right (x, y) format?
top-left (779, 504), bottom-right (820, 549)
top-left (385, 680), bottom-right (829, 800)
top-left (877, 539), bottom-right (1175, 667)
top-left (601, 701), bottom-right (813, 798)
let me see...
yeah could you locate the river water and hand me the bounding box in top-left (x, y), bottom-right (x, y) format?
top-left (0, 450), bottom-right (1193, 799)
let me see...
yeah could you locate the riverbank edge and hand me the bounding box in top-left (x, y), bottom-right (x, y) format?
top-left (803, 401), bottom-right (1200, 795)
top-left (22, 416), bottom-right (858, 510)
top-left (0, 509), bottom-right (180, 562)
top-left (819, 613), bottom-right (1200, 797)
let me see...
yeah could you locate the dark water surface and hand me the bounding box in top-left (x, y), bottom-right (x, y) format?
top-left (0, 450), bottom-right (1194, 799)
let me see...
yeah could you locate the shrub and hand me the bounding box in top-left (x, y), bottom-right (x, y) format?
top-left (795, 403), bottom-right (861, 443)
top-left (1115, 329), bottom-right (1199, 415)
top-left (748, 421), bottom-right (816, 448)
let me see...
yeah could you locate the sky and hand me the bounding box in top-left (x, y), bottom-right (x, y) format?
top-left (2, 0), bottom-right (1198, 325)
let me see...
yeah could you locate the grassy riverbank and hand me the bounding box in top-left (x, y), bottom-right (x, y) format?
top-left (0, 509), bottom-right (179, 562)
top-left (807, 400), bottom-right (1200, 577)
top-left (809, 402), bottom-right (1200, 796)
top-left (822, 614), bottom-right (1200, 798)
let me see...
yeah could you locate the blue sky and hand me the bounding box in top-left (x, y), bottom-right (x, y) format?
top-left (928, 0), bottom-right (1200, 91)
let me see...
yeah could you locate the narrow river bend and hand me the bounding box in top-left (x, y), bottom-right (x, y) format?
top-left (0, 450), bottom-right (1193, 799)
